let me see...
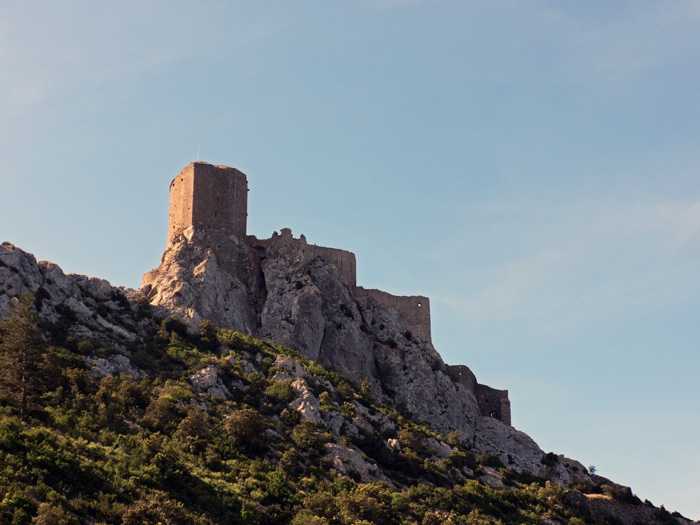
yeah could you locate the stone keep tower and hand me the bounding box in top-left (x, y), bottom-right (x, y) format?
top-left (167, 162), bottom-right (248, 244)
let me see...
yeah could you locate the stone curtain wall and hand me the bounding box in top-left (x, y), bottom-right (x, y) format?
top-left (247, 229), bottom-right (357, 288)
top-left (168, 162), bottom-right (248, 244)
top-left (475, 384), bottom-right (512, 425)
top-left (167, 165), bottom-right (195, 244)
top-left (302, 244), bottom-right (356, 288)
top-left (356, 287), bottom-right (432, 344)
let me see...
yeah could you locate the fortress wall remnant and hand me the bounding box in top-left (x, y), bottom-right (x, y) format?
top-left (303, 244), bottom-right (356, 288)
top-left (168, 162), bottom-right (248, 244)
top-left (355, 287), bottom-right (432, 343)
top-left (247, 229), bottom-right (357, 287)
top-left (475, 384), bottom-right (511, 426)
top-left (446, 364), bottom-right (478, 394)
top-left (168, 165), bottom-right (195, 244)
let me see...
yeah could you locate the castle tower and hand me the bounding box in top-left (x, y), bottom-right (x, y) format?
top-left (167, 161), bottom-right (248, 244)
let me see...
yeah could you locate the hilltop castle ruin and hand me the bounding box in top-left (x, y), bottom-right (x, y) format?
top-left (166, 161), bottom-right (435, 345)
top-left (145, 161), bottom-right (511, 426)
top-left (168, 162), bottom-right (249, 243)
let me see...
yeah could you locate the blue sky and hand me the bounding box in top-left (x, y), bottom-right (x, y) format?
top-left (2, 1), bottom-right (699, 517)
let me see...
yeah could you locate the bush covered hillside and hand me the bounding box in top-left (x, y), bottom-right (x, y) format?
top-left (0, 288), bottom-right (692, 524)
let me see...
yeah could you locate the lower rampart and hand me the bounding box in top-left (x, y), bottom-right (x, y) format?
top-left (246, 229), bottom-right (431, 343)
top-left (475, 384), bottom-right (511, 426)
top-left (355, 287), bottom-right (432, 344)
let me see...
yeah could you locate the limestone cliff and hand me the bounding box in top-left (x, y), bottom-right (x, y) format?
top-left (139, 226), bottom-right (583, 482)
top-left (0, 242), bottom-right (145, 347)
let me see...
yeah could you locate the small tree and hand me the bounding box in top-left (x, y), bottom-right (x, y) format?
top-left (226, 408), bottom-right (268, 452)
top-left (0, 294), bottom-right (47, 416)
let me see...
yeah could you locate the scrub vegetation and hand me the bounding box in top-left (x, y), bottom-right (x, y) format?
top-left (0, 294), bottom-right (684, 524)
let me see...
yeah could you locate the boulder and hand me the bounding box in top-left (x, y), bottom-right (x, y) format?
top-left (190, 365), bottom-right (231, 399)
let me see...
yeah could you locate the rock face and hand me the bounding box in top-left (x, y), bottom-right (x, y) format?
top-left (0, 242), bottom-right (147, 349)
top-left (141, 228), bottom-right (263, 336)
top-left (142, 228), bottom-right (486, 439)
top-left (0, 239), bottom-right (590, 484)
top-left (139, 224), bottom-right (581, 481)
top-left (85, 355), bottom-right (146, 381)
top-left (136, 157), bottom-right (575, 478)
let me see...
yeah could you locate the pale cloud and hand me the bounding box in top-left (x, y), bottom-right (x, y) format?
top-left (0, 3), bottom-right (288, 118)
top-left (363, 0), bottom-right (422, 9)
top-left (655, 201), bottom-right (700, 248)
top-left (532, 2), bottom-right (700, 83)
top-left (436, 197), bottom-right (700, 335)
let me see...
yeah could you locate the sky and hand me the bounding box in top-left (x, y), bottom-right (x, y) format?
top-left (1, 0), bottom-right (699, 518)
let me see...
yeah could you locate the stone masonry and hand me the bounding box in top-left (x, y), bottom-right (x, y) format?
top-left (168, 162), bottom-right (248, 244)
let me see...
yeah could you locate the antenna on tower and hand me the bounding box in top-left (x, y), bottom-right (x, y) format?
top-left (197, 144), bottom-right (200, 161)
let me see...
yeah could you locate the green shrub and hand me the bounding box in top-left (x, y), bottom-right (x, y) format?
top-left (290, 421), bottom-right (322, 451)
top-left (265, 381), bottom-right (294, 404)
top-left (281, 408), bottom-right (302, 427)
top-left (475, 454), bottom-right (504, 469)
top-left (336, 381), bottom-right (355, 400)
top-left (339, 402), bottom-right (356, 419)
top-left (319, 391), bottom-right (334, 412)
top-left (227, 408), bottom-right (268, 452)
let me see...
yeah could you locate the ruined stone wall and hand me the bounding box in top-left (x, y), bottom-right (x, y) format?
top-left (355, 287), bottom-right (432, 343)
top-left (475, 384), bottom-right (511, 426)
top-left (168, 162), bottom-right (248, 244)
top-left (446, 364), bottom-right (478, 395)
top-left (168, 165), bottom-right (195, 244)
top-left (303, 244), bottom-right (356, 288)
top-left (247, 229), bottom-right (357, 287)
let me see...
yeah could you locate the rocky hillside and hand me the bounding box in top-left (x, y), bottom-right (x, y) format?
top-left (1, 242), bottom-right (695, 524)
top-left (141, 226), bottom-right (581, 481)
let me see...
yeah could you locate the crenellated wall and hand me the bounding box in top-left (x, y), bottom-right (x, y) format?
top-left (246, 228), bottom-right (430, 343)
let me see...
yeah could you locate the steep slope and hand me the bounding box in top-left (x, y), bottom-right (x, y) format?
top-left (3, 241), bottom-right (695, 524)
top-left (141, 227), bottom-right (570, 480)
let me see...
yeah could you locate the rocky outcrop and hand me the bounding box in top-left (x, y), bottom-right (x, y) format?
top-left (141, 228), bottom-right (264, 335)
top-left (138, 226), bottom-right (602, 481)
top-left (324, 442), bottom-right (393, 485)
top-left (1, 238), bottom-right (590, 484)
top-left (563, 490), bottom-right (696, 525)
top-left (141, 227), bottom-right (491, 446)
top-left (190, 364), bottom-right (232, 399)
top-left (273, 355), bottom-right (307, 378)
top-left (0, 242), bottom-right (149, 351)
top-left (289, 378), bottom-right (323, 423)
top-left (85, 355), bottom-right (146, 381)
top-left (473, 417), bottom-right (591, 484)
